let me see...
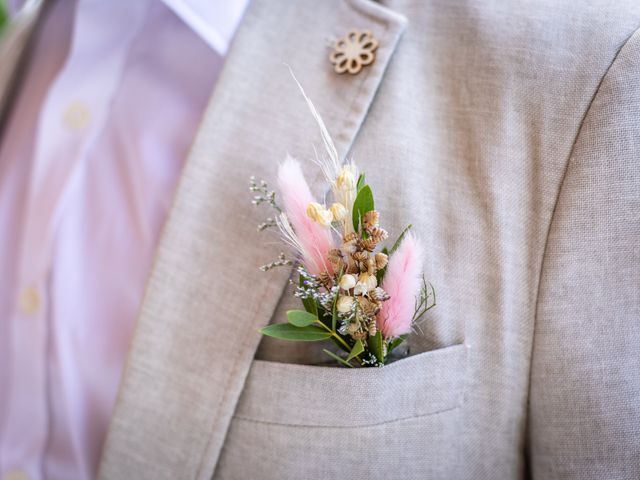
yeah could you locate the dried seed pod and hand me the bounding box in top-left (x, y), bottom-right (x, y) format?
top-left (363, 210), bottom-right (380, 230)
top-left (342, 233), bottom-right (358, 254)
top-left (318, 271), bottom-right (333, 288)
top-left (342, 241), bottom-right (357, 255)
top-left (343, 232), bottom-right (358, 243)
top-left (360, 237), bottom-right (377, 252)
top-left (347, 322), bottom-right (360, 334)
top-left (370, 287), bottom-right (390, 302)
top-left (374, 252), bottom-right (388, 269)
top-left (327, 249), bottom-right (344, 271)
top-left (357, 296), bottom-right (377, 317)
top-left (366, 257), bottom-right (377, 275)
top-left (330, 257), bottom-right (345, 272)
top-left (352, 331), bottom-right (368, 340)
top-left (339, 274), bottom-right (357, 291)
top-left (367, 317), bottom-right (378, 336)
top-left (354, 273), bottom-right (375, 296)
top-left (346, 262), bottom-right (360, 274)
top-left (359, 272), bottom-right (377, 291)
top-left (371, 299), bottom-right (383, 315)
top-left (352, 251), bottom-right (369, 263)
top-left (369, 227), bottom-right (389, 243)
top-left (328, 248), bottom-right (343, 261)
top-left (337, 295), bottom-right (356, 313)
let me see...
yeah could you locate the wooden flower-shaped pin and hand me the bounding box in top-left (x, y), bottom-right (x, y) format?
top-left (329, 29), bottom-right (379, 75)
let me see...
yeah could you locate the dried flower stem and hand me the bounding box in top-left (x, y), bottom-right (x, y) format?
top-left (412, 276), bottom-right (436, 324)
top-left (257, 218), bottom-right (277, 231)
top-left (249, 176), bottom-right (282, 213)
top-left (259, 252), bottom-right (292, 272)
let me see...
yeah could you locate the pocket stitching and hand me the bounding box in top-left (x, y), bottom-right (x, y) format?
top-left (236, 343), bottom-right (468, 428)
top-left (233, 403), bottom-right (462, 429)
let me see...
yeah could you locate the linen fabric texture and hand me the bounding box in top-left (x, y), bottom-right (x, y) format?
top-left (1, 0), bottom-right (638, 479)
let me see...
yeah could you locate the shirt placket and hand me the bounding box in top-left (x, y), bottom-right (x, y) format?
top-left (0, 1), bottom-right (151, 478)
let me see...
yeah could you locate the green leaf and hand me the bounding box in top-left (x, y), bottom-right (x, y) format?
top-left (390, 224), bottom-right (413, 255)
top-left (356, 173), bottom-right (366, 192)
top-left (387, 335), bottom-right (408, 354)
top-left (287, 310), bottom-right (318, 327)
top-left (259, 323), bottom-right (332, 341)
top-left (317, 304), bottom-right (330, 328)
top-left (352, 185), bottom-right (374, 232)
top-left (322, 349), bottom-right (354, 368)
top-left (330, 335), bottom-right (351, 353)
top-left (331, 295), bottom-right (339, 331)
top-left (367, 330), bottom-right (384, 363)
top-left (346, 339), bottom-right (364, 361)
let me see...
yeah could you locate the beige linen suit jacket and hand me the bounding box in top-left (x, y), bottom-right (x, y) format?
top-left (1, 0), bottom-right (639, 479)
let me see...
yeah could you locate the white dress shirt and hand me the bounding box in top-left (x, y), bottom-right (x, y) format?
top-left (0, 1), bottom-right (247, 479)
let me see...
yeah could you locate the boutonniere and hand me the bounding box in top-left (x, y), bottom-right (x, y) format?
top-left (250, 75), bottom-right (435, 367)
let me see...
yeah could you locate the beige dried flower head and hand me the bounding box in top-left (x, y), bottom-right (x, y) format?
top-left (333, 165), bottom-right (358, 217)
top-left (358, 296), bottom-right (380, 317)
top-left (328, 248), bottom-right (342, 259)
top-left (361, 227), bottom-right (389, 251)
top-left (352, 331), bottom-right (368, 340)
top-left (341, 231), bottom-right (358, 254)
top-left (369, 227), bottom-right (389, 243)
top-left (318, 271), bottom-right (333, 288)
top-left (347, 322), bottom-right (360, 334)
top-left (375, 252), bottom-right (388, 269)
top-left (335, 165), bottom-right (357, 191)
top-left (370, 287), bottom-right (390, 302)
top-left (337, 295), bottom-right (355, 313)
top-left (328, 248), bottom-right (344, 271)
top-left (346, 262), bottom-right (360, 275)
top-left (353, 272), bottom-right (377, 296)
top-left (306, 202), bottom-right (333, 227)
top-left (363, 210), bottom-right (380, 230)
top-left (330, 202), bottom-right (348, 222)
top-left (343, 231), bottom-right (358, 242)
top-left (360, 237), bottom-right (377, 252)
top-left (357, 296), bottom-right (372, 315)
top-left (339, 273), bottom-right (357, 291)
top-left (367, 317), bottom-right (378, 336)
top-left (352, 251), bottom-right (369, 263)
top-left (366, 256), bottom-right (377, 275)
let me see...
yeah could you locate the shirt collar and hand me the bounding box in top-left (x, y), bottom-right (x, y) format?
top-left (7, 0), bottom-right (249, 56)
top-left (160, 0), bottom-right (249, 55)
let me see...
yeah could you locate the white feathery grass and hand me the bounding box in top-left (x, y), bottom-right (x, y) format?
top-left (286, 65), bottom-right (341, 184)
top-left (276, 213), bottom-right (307, 258)
top-left (275, 212), bottom-right (330, 274)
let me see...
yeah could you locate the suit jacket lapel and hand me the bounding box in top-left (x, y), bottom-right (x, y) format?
top-left (99, 1), bottom-right (406, 478)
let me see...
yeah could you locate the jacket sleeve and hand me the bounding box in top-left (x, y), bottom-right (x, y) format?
top-left (527, 28), bottom-right (640, 479)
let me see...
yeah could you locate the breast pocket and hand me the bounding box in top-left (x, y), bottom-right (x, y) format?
top-left (214, 344), bottom-right (469, 480)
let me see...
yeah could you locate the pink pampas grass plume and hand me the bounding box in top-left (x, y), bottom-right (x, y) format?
top-left (378, 232), bottom-right (424, 339)
top-left (277, 155), bottom-right (335, 276)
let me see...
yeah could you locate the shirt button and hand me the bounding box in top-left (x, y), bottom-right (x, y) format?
top-left (63, 101), bottom-right (92, 130)
top-left (4, 470), bottom-right (29, 480)
top-left (18, 287), bottom-right (41, 316)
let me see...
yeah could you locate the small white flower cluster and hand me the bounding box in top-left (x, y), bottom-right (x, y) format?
top-left (293, 266), bottom-right (340, 313)
top-left (293, 266), bottom-right (321, 300)
top-left (336, 273), bottom-right (378, 313)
